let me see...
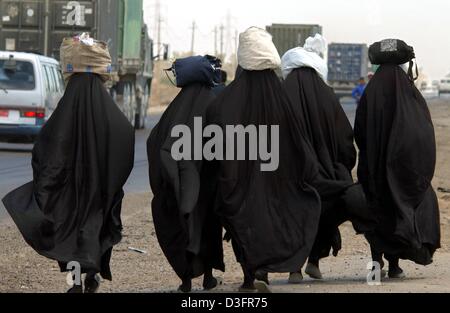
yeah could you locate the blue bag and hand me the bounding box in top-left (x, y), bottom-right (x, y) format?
top-left (168, 55), bottom-right (222, 88)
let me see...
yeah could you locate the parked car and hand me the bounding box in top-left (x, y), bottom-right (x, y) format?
top-left (438, 76), bottom-right (450, 97)
top-left (0, 51), bottom-right (64, 143)
top-left (421, 85), bottom-right (439, 100)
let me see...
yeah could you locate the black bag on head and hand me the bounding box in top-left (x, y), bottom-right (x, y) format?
top-left (167, 55), bottom-right (222, 88)
top-left (369, 39), bottom-right (415, 65)
top-left (369, 39), bottom-right (418, 81)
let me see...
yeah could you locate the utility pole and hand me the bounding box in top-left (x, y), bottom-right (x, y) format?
top-left (44, 0), bottom-right (50, 56)
top-left (214, 26), bottom-right (218, 56)
top-left (157, 16), bottom-right (162, 56)
top-left (225, 11), bottom-right (231, 58)
top-left (154, 0), bottom-right (162, 57)
top-left (220, 24), bottom-right (224, 58)
top-left (234, 29), bottom-right (239, 54)
top-left (152, 0), bottom-right (164, 110)
top-left (190, 20), bottom-right (197, 55)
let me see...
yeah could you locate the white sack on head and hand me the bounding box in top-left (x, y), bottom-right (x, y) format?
top-left (238, 27), bottom-right (281, 71)
top-left (281, 34), bottom-right (328, 82)
top-left (304, 34), bottom-right (327, 57)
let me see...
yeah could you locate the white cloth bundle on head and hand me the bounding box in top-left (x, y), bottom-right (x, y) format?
top-left (238, 27), bottom-right (281, 71)
top-left (304, 33), bottom-right (327, 57)
top-left (281, 34), bottom-right (328, 81)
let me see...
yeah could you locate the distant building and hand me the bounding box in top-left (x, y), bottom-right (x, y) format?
top-left (266, 23), bottom-right (323, 57)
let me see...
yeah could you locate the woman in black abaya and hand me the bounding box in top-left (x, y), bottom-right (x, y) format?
top-left (147, 56), bottom-right (225, 293)
top-left (206, 27), bottom-right (322, 292)
top-left (281, 36), bottom-right (373, 281)
top-left (355, 41), bottom-right (440, 278)
top-left (2, 73), bottom-right (135, 293)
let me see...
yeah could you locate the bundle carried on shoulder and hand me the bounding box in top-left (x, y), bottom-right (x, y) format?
top-left (60, 33), bottom-right (112, 82)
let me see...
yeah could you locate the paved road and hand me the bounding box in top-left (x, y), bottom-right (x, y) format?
top-left (0, 100), bottom-right (359, 220)
top-left (0, 113), bottom-right (162, 220)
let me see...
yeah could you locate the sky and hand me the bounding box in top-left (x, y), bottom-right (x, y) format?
top-left (143, 0), bottom-right (450, 80)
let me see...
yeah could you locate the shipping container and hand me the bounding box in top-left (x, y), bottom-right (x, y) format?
top-left (266, 23), bottom-right (323, 58)
top-left (328, 43), bottom-right (369, 82)
top-left (327, 43), bottom-right (370, 98)
top-left (0, 0), bottom-right (154, 128)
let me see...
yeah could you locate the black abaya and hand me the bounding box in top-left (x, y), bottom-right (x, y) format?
top-left (147, 83), bottom-right (225, 280)
top-left (206, 69), bottom-right (321, 273)
top-left (2, 73), bottom-right (135, 280)
top-left (283, 67), bottom-right (372, 261)
top-left (355, 64), bottom-right (440, 265)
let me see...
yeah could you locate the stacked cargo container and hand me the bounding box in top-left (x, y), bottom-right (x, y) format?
top-left (0, 0), bottom-right (47, 54)
top-left (328, 43), bottom-right (369, 82)
top-left (266, 23), bottom-right (323, 58)
top-left (327, 43), bottom-right (370, 98)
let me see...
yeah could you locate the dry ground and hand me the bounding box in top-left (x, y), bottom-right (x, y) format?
top-left (0, 98), bottom-right (449, 293)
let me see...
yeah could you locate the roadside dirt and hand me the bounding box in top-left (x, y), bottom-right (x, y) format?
top-left (0, 99), bottom-right (449, 293)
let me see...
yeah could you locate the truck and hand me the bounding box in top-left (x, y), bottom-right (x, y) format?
top-left (327, 43), bottom-right (370, 99)
top-left (0, 0), bottom-right (153, 129)
top-left (266, 23), bottom-right (323, 58)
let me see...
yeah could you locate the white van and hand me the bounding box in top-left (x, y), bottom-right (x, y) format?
top-left (438, 75), bottom-right (450, 97)
top-left (0, 51), bottom-right (64, 143)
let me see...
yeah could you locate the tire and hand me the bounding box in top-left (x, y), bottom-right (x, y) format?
top-left (135, 83), bottom-right (149, 129)
top-left (130, 83), bottom-right (136, 128)
top-left (123, 83), bottom-right (132, 123)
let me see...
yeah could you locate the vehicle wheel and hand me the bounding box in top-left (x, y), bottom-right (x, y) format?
top-left (144, 84), bottom-right (150, 122)
top-left (122, 83), bottom-right (130, 119)
top-left (136, 84), bottom-right (150, 129)
top-left (124, 83), bottom-right (135, 125)
top-left (130, 83), bottom-right (136, 128)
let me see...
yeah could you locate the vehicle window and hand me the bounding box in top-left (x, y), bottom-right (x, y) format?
top-left (50, 66), bottom-right (61, 92)
top-left (44, 65), bottom-right (56, 93)
top-left (0, 60), bottom-right (36, 90)
top-left (56, 68), bottom-right (65, 91)
top-left (42, 64), bottom-right (51, 93)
